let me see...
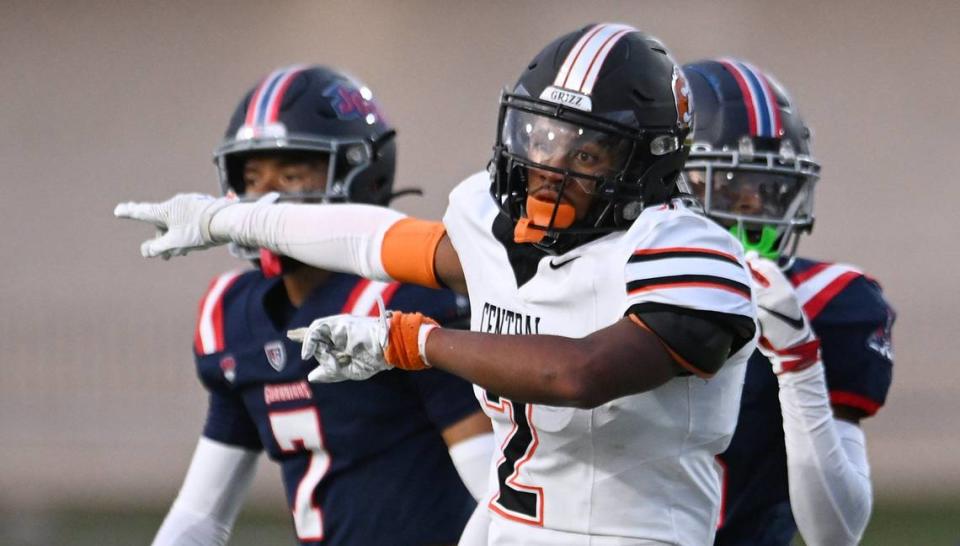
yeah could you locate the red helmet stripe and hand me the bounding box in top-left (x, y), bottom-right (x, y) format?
top-left (264, 66), bottom-right (307, 124)
top-left (755, 68), bottom-right (783, 137)
top-left (244, 68), bottom-right (285, 128)
top-left (718, 59), bottom-right (759, 136)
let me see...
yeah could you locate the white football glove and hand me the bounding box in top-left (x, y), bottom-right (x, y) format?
top-left (114, 193), bottom-right (234, 259)
top-left (747, 253), bottom-right (821, 374)
top-left (288, 299), bottom-right (393, 383)
top-left (289, 298), bottom-right (439, 382)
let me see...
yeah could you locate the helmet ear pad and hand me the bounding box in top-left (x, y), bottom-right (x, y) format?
top-left (344, 131), bottom-right (397, 206)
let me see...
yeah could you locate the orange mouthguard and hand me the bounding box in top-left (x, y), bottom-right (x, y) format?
top-left (514, 196), bottom-right (576, 243)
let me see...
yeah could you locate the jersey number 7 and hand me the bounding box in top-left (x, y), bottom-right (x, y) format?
top-left (269, 407), bottom-right (332, 541)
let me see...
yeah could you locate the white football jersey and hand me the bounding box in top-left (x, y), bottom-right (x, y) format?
top-left (443, 172), bottom-right (757, 546)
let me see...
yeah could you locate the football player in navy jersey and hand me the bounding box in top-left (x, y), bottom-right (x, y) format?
top-left (149, 65), bottom-right (493, 546)
top-left (681, 59), bottom-right (895, 546)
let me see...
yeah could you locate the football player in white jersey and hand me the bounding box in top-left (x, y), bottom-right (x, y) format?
top-left (117, 24), bottom-right (758, 545)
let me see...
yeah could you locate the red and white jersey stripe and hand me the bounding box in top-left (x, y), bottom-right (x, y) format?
top-left (553, 23), bottom-right (636, 94)
top-left (791, 263), bottom-right (863, 320)
top-left (194, 270), bottom-right (243, 355)
top-left (341, 278), bottom-right (401, 316)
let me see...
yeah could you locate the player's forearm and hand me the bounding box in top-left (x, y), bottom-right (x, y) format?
top-left (425, 319), bottom-right (675, 408)
top-left (210, 201), bottom-right (463, 290)
top-left (152, 438), bottom-right (260, 546)
top-left (210, 202), bottom-right (402, 280)
top-left (778, 362), bottom-right (873, 546)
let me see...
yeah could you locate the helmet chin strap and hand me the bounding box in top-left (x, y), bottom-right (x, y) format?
top-left (514, 195), bottom-right (576, 243)
top-left (259, 249), bottom-right (284, 278)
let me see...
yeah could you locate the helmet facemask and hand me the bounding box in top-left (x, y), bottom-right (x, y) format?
top-left (492, 92), bottom-right (685, 253)
top-left (685, 140), bottom-right (820, 267)
top-left (214, 130), bottom-right (397, 264)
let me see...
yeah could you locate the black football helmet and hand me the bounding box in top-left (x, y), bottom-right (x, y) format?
top-left (682, 59), bottom-right (820, 266)
top-left (491, 23), bottom-right (693, 252)
top-left (215, 64), bottom-right (397, 206)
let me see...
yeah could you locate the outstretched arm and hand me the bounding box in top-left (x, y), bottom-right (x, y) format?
top-left (115, 194), bottom-right (467, 293)
top-left (152, 437), bottom-right (259, 546)
top-left (292, 303), bottom-right (747, 408)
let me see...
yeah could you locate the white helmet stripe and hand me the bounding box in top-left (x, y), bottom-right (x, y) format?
top-left (262, 64), bottom-right (308, 124)
top-left (553, 23), bottom-right (636, 94)
top-left (580, 27), bottom-right (634, 94)
top-left (554, 24), bottom-right (607, 89)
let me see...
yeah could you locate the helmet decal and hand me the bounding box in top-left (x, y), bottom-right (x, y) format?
top-left (242, 65), bottom-right (307, 131)
top-left (322, 81), bottom-right (382, 122)
top-left (718, 59), bottom-right (782, 138)
top-left (672, 66), bottom-right (693, 129)
top-left (538, 86), bottom-right (592, 112)
top-left (552, 23), bottom-right (636, 95)
top-left (215, 64), bottom-right (400, 251)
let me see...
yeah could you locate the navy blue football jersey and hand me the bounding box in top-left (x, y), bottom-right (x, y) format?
top-left (715, 257), bottom-right (895, 546)
top-left (193, 269), bottom-right (478, 545)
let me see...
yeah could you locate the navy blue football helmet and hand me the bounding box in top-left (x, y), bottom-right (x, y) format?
top-left (682, 59), bottom-right (820, 266)
top-left (491, 23), bottom-right (693, 252)
top-left (215, 64), bottom-right (397, 206)
top-left (214, 65), bottom-right (399, 267)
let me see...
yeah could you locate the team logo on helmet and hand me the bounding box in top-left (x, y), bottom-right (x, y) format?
top-left (672, 66), bottom-right (693, 129)
top-left (322, 81), bottom-right (382, 122)
top-left (539, 85), bottom-right (593, 112)
top-left (264, 341), bottom-right (287, 372)
top-left (219, 355), bottom-right (237, 383)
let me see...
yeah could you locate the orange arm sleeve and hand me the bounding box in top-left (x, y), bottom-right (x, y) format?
top-left (381, 218), bottom-right (447, 289)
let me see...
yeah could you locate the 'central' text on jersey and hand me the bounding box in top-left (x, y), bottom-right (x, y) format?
top-left (480, 302), bottom-right (541, 335)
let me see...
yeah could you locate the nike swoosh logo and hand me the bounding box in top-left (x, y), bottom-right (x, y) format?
top-left (549, 256), bottom-right (581, 269)
top-left (758, 305), bottom-right (805, 329)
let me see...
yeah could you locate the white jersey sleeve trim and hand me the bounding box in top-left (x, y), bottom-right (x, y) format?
top-left (195, 271), bottom-right (243, 355)
top-left (794, 264), bottom-right (862, 305)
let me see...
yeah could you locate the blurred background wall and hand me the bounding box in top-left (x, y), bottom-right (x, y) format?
top-left (1, 0), bottom-right (958, 539)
